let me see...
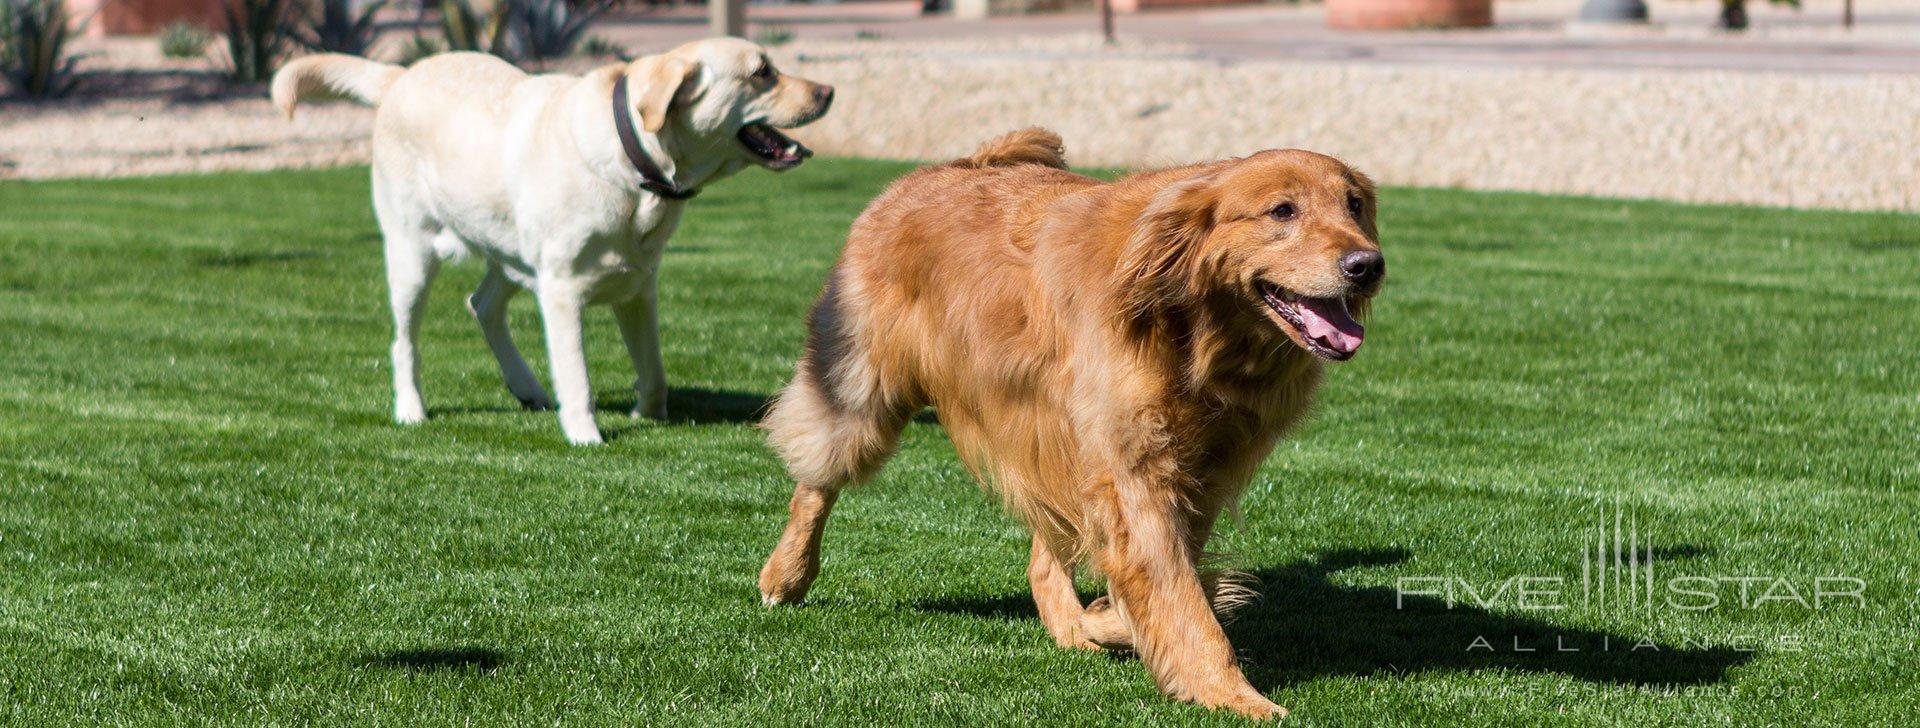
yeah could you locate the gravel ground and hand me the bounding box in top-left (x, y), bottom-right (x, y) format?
top-left (4, 34), bottom-right (1916, 212)
top-left (784, 36), bottom-right (1920, 212)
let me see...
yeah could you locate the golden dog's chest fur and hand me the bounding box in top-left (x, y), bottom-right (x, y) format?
top-left (758, 129), bottom-right (1381, 720)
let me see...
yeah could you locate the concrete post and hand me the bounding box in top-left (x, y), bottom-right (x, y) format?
top-left (711, 0), bottom-right (746, 38)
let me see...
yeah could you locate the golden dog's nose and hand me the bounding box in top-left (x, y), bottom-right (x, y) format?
top-left (1340, 250), bottom-right (1385, 288)
top-left (814, 84), bottom-right (835, 108)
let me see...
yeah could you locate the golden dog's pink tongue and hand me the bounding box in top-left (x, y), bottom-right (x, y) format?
top-left (1297, 297), bottom-right (1364, 355)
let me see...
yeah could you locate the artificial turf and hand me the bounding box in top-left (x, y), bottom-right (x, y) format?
top-left (0, 160), bottom-right (1915, 725)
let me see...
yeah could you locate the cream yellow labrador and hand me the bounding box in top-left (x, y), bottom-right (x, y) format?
top-left (272, 39), bottom-right (833, 444)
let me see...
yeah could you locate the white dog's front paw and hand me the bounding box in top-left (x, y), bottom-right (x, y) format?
top-left (394, 400), bottom-right (427, 425)
top-left (559, 411), bottom-right (603, 446)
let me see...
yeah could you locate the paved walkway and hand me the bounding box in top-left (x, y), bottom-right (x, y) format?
top-left (601, 0), bottom-right (1920, 75)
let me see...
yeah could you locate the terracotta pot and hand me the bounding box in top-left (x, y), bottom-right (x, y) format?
top-left (69, 0), bottom-right (231, 37)
top-left (1325, 0), bottom-right (1493, 29)
top-left (1111, 0), bottom-right (1249, 11)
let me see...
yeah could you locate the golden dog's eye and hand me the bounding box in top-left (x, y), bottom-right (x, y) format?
top-left (753, 63), bottom-right (776, 83)
top-left (1347, 195), bottom-right (1364, 218)
top-left (1270, 202), bottom-right (1297, 221)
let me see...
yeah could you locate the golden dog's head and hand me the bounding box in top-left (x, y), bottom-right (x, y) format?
top-left (624, 37), bottom-right (834, 170)
top-left (1122, 150), bottom-right (1384, 361)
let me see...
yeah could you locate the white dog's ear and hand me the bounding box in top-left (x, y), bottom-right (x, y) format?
top-left (633, 55), bottom-right (697, 134)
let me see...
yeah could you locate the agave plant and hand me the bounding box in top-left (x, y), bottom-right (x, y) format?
top-left (223, 0), bottom-right (293, 83)
top-left (395, 32), bottom-right (443, 65)
top-left (1, 0), bottom-right (81, 99)
top-left (433, 0), bottom-right (612, 65)
top-left (294, 0), bottom-right (387, 56)
top-left (1719, 0), bottom-right (1800, 30)
top-left (503, 0), bottom-right (613, 64)
top-left (436, 0), bottom-right (513, 58)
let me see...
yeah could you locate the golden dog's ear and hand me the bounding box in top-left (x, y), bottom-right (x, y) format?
top-left (1350, 168), bottom-right (1379, 239)
top-left (1118, 174), bottom-right (1218, 324)
top-left (632, 55), bottom-right (697, 134)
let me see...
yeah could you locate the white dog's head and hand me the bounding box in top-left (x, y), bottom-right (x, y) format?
top-left (622, 37), bottom-right (834, 171)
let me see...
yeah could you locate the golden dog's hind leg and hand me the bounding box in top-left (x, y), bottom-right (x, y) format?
top-left (1073, 577), bottom-right (1251, 653)
top-left (1075, 595), bottom-right (1133, 651)
top-left (1029, 534), bottom-right (1116, 650)
top-left (759, 272), bottom-right (915, 606)
top-left (760, 482), bottom-right (840, 606)
top-left (757, 374), bottom-right (910, 605)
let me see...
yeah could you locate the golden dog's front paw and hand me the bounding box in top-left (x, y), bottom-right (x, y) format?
top-left (1198, 690), bottom-right (1289, 722)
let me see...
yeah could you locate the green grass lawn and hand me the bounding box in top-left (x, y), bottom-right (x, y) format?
top-left (1, 160), bottom-right (1916, 725)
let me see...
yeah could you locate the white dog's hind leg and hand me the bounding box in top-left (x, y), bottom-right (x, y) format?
top-left (468, 263), bottom-right (553, 410)
top-left (613, 280), bottom-right (668, 420)
top-left (383, 228), bottom-right (441, 426)
top-left (535, 278), bottom-right (602, 445)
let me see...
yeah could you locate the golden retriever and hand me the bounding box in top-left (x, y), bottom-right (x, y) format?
top-left (272, 39), bottom-right (832, 444)
top-left (756, 129), bottom-right (1384, 719)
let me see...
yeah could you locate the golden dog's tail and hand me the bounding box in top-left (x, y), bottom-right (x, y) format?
top-left (270, 54), bottom-right (405, 119)
top-left (952, 127), bottom-right (1067, 170)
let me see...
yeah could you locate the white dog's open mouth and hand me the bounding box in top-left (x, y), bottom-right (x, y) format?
top-left (738, 123), bottom-right (811, 170)
top-left (1257, 281), bottom-right (1364, 361)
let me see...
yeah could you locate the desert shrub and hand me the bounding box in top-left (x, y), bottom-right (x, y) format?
top-left (160, 21), bottom-right (215, 59)
top-left (576, 34), bottom-right (622, 59)
top-left (0, 0), bottom-right (80, 98)
top-left (754, 23), bottom-right (793, 47)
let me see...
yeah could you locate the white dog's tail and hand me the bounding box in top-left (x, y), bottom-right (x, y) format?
top-left (270, 54), bottom-right (405, 119)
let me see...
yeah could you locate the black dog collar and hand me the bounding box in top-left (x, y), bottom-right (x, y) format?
top-left (612, 74), bottom-right (699, 201)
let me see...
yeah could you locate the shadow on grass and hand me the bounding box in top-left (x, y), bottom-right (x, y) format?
top-left (599, 386), bottom-right (774, 442)
top-left (916, 548), bottom-right (1751, 691)
top-left (194, 250), bottom-right (326, 268)
top-left (1633, 544), bottom-right (1715, 562)
top-left (439, 387), bottom-right (773, 425)
top-left (363, 647), bottom-right (504, 673)
top-left (1850, 235), bottom-right (1918, 252)
top-left (610, 386), bottom-right (775, 425)
top-left (662, 386), bottom-right (775, 424)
